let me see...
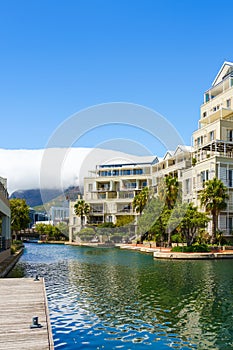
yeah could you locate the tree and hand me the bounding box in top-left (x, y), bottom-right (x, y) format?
top-left (35, 223), bottom-right (65, 241)
top-left (132, 187), bottom-right (149, 215)
top-left (169, 203), bottom-right (209, 246)
top-left (137, 197), bottom-right (164, 241)
top-left (56, 222), bottom-right (69, 238)
top-left (116, 215), bottom-right (134, 227)
top-left (159, 175), bottom-right (180, 210)
top-left (200, 177), bottom-right (229, 243)
top-left (10, 198), bottom-right (30, 233)
top-left (158, 175), bottom-right (181, 246)
top-left (74, 199), bottom-right (90, 228)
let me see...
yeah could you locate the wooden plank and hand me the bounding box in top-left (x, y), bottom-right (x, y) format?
top-left (0, 278), bottom-right (54, 350)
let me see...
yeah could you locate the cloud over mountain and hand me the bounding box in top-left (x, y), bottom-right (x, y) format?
top-left (0, 148), bottom-right (155, 194)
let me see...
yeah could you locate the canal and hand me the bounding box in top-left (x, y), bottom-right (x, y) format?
top-left (9, 243), bottom-right (233, 349)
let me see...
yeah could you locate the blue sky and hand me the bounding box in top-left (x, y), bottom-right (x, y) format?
top-left (1, 0), bottom-right (233, 157)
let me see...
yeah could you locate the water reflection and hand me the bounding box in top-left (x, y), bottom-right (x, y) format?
top-left (9, 244), bottom-right (233, 349)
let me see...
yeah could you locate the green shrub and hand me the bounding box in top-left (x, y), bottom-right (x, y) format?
top-left (98, 222), bottom-right (115, 228)
top-left (78, 227), bottom-right (96, 242)
top-left (11, 240), bottom-right (24, 254)
top-left (79, 227), bottom-right (95, 235)
top-left (171, 244), bottom-right (210, 253)
top-left (171, 234), bottom-right (183, 243)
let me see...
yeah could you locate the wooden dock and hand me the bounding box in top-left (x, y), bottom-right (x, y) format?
top-left (0, 278), bottom-right (54, 350)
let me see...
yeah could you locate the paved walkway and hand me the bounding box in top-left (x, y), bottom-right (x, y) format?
top-left (0, 278), bottom-right (53, 350)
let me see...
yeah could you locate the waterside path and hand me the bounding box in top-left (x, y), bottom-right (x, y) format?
top-left (0, 278), bottom-right (54, 350)
top-left (118, 243), bottom-right (233, 259)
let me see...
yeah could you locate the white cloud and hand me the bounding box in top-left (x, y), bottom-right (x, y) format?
top-left (0, 148), bottom-right (156, 194)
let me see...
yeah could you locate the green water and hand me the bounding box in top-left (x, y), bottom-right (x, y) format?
top-left (9, 243), bottom-right (233, 349)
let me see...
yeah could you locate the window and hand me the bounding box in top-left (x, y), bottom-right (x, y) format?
top-left (88, 184), bottom-right (93, 192)
top-left (185, 179), bottom-right (190, 194)
top-left (200, 170), bottom-right (209, 185)
top-left (203, 112), bottom-right (207, 118)
top-left (197, 136), bottom-right (203, 147)
top-left (227, 130), bottom-right (233, 142)
top-left (209, 130), bottom-right (214, 141)
top-left (229, 169), bottom-right (233, 187)
top-left (227, 99), bottom-right (231, 108)
top-left (229, 217), bottom-right (233, 233)
top-left (193, 177), bottom-right (196, 189)
top-left (126, 182), bottom-right (137, 189)
top-left (133, 169), bottom-right (143, 175)
top-left (100, 171), bottom-right (108, 176)
top-left (205, 93), bottom-right (210, 103)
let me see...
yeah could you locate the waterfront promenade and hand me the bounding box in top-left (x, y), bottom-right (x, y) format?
top-left (119, 243), bottom-right (233, 259)
top-left (0, 278), bottom-right (53, 350)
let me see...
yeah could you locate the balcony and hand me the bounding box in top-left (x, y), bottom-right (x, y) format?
top-left (203, 74), bottom-right (233, 104)
top-left (200, 108), bottom-right (233, 126)
top-left (117, 205), bottom-right (133, 214)
top-left (118, 191), bottom-right (134, 199)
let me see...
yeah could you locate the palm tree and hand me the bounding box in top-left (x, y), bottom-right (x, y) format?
top-left (200, 177), bottom-right (229, 243)
top-left (132, 187), bottom-right (149, 215)
top-left (74, 199), bottom-right (90, 229)
top-left (164, 175), bottom-right (180, 209)
top-left (158, 175), bottom-right (180, 246)
top-left (158, 175), bottom-right (180, 209)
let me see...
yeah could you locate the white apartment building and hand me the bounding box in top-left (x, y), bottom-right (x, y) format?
top-left (182, 61), bottom-right (233, 237)
top-left (84, 157), bottom-right (158, 226)
top-left (151, 145), bottom-right (192, 193)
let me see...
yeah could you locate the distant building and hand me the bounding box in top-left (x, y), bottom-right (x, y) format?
top-left (0, 177), bottom-right (11, 263)
top-left (49, 205), bottom-right (69, 224)
top-left (29, 209), bottom-right (50, 228)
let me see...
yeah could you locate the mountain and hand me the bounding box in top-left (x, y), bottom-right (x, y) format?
top-left (10, 186), bottom-right (81, 208)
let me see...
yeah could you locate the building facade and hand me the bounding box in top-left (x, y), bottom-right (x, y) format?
top-left (84, 158), bottom-right (158, 226)
top-left (182, 61), bottom-right (233, 237)
top-left (0, 177), bottom-right (11, 263)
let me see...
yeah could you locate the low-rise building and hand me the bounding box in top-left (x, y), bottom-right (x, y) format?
top-left (0, 177), bottom-right (11, 263)
top-left (84, 157), bottom-right (158, 226)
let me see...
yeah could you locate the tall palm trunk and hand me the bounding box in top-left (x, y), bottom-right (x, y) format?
top-left (212, 210), bottom-right (217, 244)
